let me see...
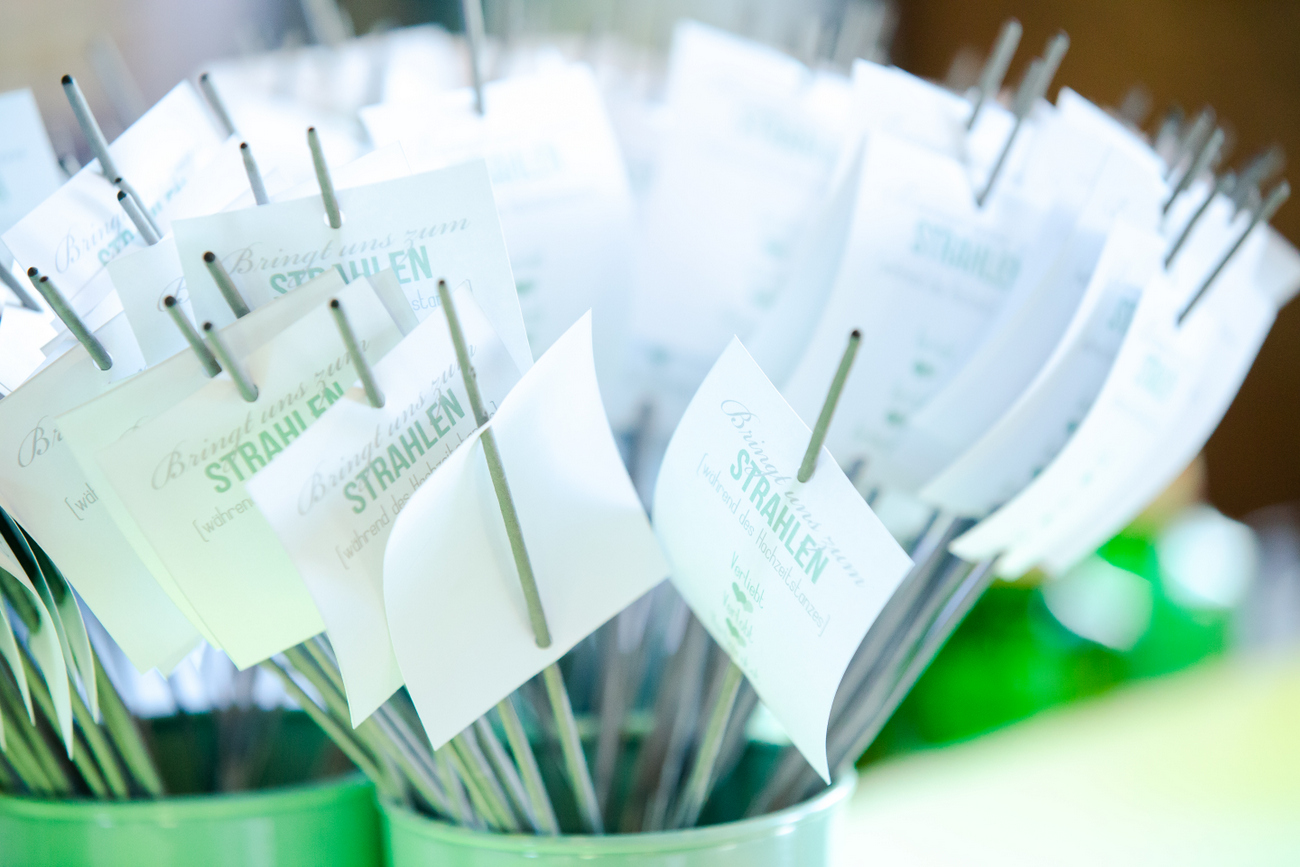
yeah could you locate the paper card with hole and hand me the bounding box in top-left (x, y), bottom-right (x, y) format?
top-left (1, 82), bottom-right (223, 327)
top-left (383, 313), bottom-right (666, 748)
top-left (172, 159), bottom-right (532, 376)
top-left (849, 58), bottom-right (1010, 166)
top-left (0, 305), bottom-right (54, 394)
top-left (999, 224), bottom-right (1279, 577)
top-left (0, 320), bottom-right (203, 675)
top-left (0, 518), bottom-right (73, 753)
top-left (0, 89), bottom-right (64, 235)
top-left (362, 63), bottom-right (638, 420)
top-left (878, 180), bottom-right (1164, 496)
top-left (247, 284), bottom-right (520, 725)
top-left (652, 338), bottom-right (913, 781)
top-left (951, 196), bottom-right (1266, 572)
top-left (109, 143), bottom-right (412, 367)
top-left (59, 268), bottom-right (391, 671)
top-left (864, 113), bottom-right (1166, 494)
top-left (626, 21), bottom-right (852, 412)
top-left (1040, 280), bottom-right (1276, 577)
top-left (919, 222), bottom-right (1164, 517)
top-left (92, 274), bottom-right (405, 669)
top-left (780, 130), bottom-right (1073, 489)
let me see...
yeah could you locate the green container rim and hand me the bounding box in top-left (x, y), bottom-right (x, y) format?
top-left (0, 772), bottom-right (372, 824)
top-left (382, 768), bottom-right (857, 855)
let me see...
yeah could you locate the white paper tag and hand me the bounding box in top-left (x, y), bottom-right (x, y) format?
top-left (0, 330), bottom-right (199, 673)
top-left (849, 59), bottom-right (996, 161)
top-left (746, 142), bottom-right (866, 390)
top-left (0, 89), bottom-right (64, 235)
top-left (0, 304), bottom-right (55, 394)
top-left (883, 199), bottom-right (1164, 494)
top-left (952, 203), bottom-right (1267, 571)
top-left (1009, 232), bottom-right (1277, 576)
top-left (59, 269), bottom-right (387, 666)
top-left (172, 160), bottom-right (532, 376)
top-left (109, 143), bottom-right (414, 368)
top-left (1054, 88), bottom-right (1164, 182)
top-left (92, 273), bottom-right (404, 668)
top-left (2, 82), bottom-right (223, 323)
top-left (652, 338), bottom-right (912, 781)
top-left (881, 108), bottom-right (1169, 492)
top-left (108, 236), bottom-right (194, 366)
top-left (781, 132), bottom-right (1068, 486)
top-left (627, 21), bottom-right (852, 401)
top-left (361, 63), bottom-right (637, 420)
top-left (384, 314), bottom-right (666, 748)
top-left (922, 223), bottom-right (1165, 516)
top-left (247, 285), bottom-right (521, 725)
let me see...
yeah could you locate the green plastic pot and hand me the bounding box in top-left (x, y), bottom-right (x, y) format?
top-left (0, 711), bottom-right (382, 867)
top-left (0, 773), bottom-right (380, 867)
top-left (381, 768), bottom-right (856, 866)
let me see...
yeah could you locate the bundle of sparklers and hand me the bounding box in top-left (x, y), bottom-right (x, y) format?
top-left (0, 3), bottom-right (1294, 837)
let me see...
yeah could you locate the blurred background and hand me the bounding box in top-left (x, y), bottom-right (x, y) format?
top-left (2, 1), bottom-right (1297, 861)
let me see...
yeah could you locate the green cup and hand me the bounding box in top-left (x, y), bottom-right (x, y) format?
top-left (0, 774), bottom-right (380, 867)
top-left (0, 711), bottom-right (382, 867)
top-left (382, 768), bottom-right (855, 866)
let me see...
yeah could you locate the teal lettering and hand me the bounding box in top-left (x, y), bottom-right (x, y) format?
top-left (370, 457), bottom-right (396, 490)
top-left (807, 546), bottom-right (829, 583)
top-left (772, 505), bottom-right (794, 539)
top-left (259, 431), bottom-right (283, 462)
top-left (794, 534), bottom-right (815, 569)
top-left (386, 443), bottom-right (411, 476)
top-left (220, 451), bottom-right (245, 481)
top-left (407, 245), bottom-right (431, 281)
top-left (344, 482), bottom-right (366, 514)
top-left (237, 442), bottom-right (265, 474)
top-left (413, 419), bottom-right (438, 449)
top-left (758, 494), bottom-right (780, 527)
top-left (783, 521), bottom-right (801, 553)
top-left (399, 427), bottom-right (425, 463)
top-left (357, 467), bottom-right (377, 498)
top-left (730, 449), bottom-right (749, 480)
top-left (428, 406), bottom-right (450, 437)
top-left (388, 251), bottom-right (410, 284)
top-left (205, 462), bottom-right (232, 493)
top-left (439, 390), bottom-right (465, 422)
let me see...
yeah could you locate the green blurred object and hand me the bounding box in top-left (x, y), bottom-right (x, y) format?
top-left (0, 711), bottom-right (382, 867)
top-left (863, 527), bottom-right (1233, 762)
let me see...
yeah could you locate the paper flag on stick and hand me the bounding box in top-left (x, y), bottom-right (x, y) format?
top-left (172, 159), bottom-right (533, 376)
top-left (384, 313), bottom-right (667, 749)
top-left (2, 82), bottom-right (223, 327)
top-left (0, 337), bottom-right (198, 674)
top-left (653, 338), bottom-right (913, 781)
top-left (248, 284), bottom-right (521, 725)
top-left (93, 273), bottom-right (404, 668)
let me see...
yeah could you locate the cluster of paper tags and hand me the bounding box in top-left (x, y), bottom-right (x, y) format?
top-left (0, 21), bottom-right (1296, 781)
